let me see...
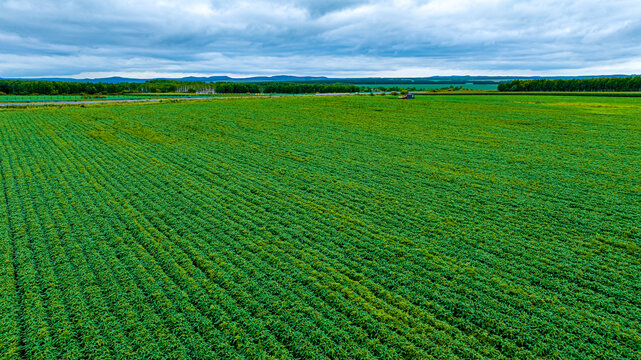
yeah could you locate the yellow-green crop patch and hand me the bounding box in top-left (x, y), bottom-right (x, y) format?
top-left (0, 95), bottom-right (639, 359)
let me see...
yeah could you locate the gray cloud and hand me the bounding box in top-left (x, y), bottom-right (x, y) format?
top-left (1, 0), bottom-right (640, 77)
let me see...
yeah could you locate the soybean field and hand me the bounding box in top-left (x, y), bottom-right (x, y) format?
top-left (0, 95), bottom-right (639, 359)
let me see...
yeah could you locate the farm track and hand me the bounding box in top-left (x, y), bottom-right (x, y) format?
top-left (0, 93), bottom-right (363, 107)
top-left (0, 95), bottom-right (639, 359)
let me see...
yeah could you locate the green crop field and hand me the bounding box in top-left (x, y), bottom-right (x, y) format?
top-left (0, 95), bottom-right (160, 102)
top-left (0, 94), bottom-right (249, 103)
top-left (0, 95), bottom-right (639, 359)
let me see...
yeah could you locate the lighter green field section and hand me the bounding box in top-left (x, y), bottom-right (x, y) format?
top-left (356, 83), bottom-right (499, 90)
top-left (0, 95), bottom-right (639, 359)
top-left (0, 94), bottom-right (155, 102)
top-left (0, 94), bottom-right (241, 103)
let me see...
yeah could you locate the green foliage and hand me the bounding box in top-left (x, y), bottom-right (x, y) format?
top-left (213, 82), bottom-right (358, 94)
top-left (0, 95), bottom-right (639, 359)
top-left (498, 76), bottom-right (641, 92)
top-left (0, 79), bottom-right (358, 96)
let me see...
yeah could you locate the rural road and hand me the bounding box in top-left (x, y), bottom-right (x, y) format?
top-left (0, 92), bottom-right (366, 107)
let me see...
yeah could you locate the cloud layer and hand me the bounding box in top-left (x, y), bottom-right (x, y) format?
top-left (1, 0), bottom-right (641, 77)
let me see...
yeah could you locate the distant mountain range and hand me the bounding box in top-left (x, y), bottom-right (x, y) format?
top-left (0, 75), bottom-right (330, 83)
top-left (1, 74), bottom-right (638, 84)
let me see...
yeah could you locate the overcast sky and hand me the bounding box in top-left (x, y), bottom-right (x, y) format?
top-left (1, 0), bottom-right (641, 78)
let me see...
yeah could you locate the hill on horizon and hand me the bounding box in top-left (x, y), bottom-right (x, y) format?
top-left (1, 74), bottom-right (638, 84)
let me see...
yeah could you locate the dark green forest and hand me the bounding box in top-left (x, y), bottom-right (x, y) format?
top-left (0, 79), bottom-right (359, 95)
top-left (213, 82), bottom-right (359, 94)
top-left (498, 77), bottom-right (641, 92)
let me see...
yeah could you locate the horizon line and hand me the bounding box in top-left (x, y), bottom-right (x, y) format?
top-left (3, 73), bottom-right (640, 81)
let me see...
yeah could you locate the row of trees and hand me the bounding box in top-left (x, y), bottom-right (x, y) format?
top-left (214, 82), bottom-right (359, 94)
top-left (0, 79), bottom-right (201, 95)
top-left (498, 77), bottom-right (641, 92)
top-left (0, 79), bottom-right (359, 95)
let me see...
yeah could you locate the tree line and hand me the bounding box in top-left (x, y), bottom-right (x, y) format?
top-left (0, 79), bottom-right (359, 95)
top-left (214, 82), bottom-right (359, 94)
top-left (498, 77), bottom-right (641, 92)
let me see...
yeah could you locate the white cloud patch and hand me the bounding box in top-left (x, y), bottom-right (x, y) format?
top-left (0, 0), bottom-right (640, 77)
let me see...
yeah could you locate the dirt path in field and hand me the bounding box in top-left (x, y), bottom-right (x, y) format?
top-left (0, 93), bottom-right (364, 107)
